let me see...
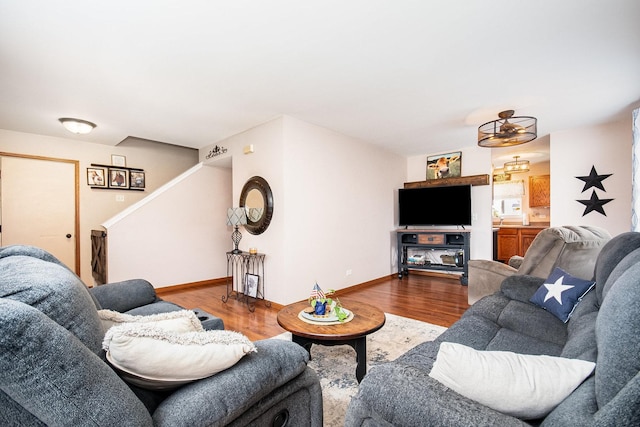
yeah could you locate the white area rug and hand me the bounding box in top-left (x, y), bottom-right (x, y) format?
top-left (272, 313), bottom-right (447, 426)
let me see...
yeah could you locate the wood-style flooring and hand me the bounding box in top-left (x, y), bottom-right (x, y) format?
top-left (158, 272), bottom-right (470, 341)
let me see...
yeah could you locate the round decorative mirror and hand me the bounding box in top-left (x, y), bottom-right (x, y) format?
top-left (239, 176), bottom-right (274, 235)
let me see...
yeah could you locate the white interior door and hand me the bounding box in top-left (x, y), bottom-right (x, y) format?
top-left (1, 156), bottom-right (77, 271)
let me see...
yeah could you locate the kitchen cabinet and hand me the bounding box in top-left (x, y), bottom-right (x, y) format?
top-left (496, 226), bottom-right (546, 262)
top-left (529, 175), bottom-right (550, 207)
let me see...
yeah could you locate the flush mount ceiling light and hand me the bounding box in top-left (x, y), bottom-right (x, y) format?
top-left (478, 110), bottom-right (537, 147)
top-left (503, 155), bottom-right (530, 173)
top-left (58, 118), bottom-right (97, 134)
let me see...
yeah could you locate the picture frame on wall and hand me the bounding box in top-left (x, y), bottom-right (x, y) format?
top-left (245, 273), bottom-right (259, 298)
top-left (108, 168), bottom-right (129, 189)
top-left (87, 167), bottom-right (106, 187)
top-left (130, 171), bottom-right (145, 189)
top-left (111, 154), bottom-right (126, 167)
top-left (426, 151), bottom-right (462, 180)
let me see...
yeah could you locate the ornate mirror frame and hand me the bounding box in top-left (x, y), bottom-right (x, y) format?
top-left (239, 176), bottom-right (274, 235)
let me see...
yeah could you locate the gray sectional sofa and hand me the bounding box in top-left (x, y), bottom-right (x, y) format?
top-left (0, 245), bottom-right (323, 426)
top-left (346, 231), bottom-right (640, 426)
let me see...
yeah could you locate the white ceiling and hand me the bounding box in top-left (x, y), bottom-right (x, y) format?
top-left (1, 1), bottom-right (639, 157)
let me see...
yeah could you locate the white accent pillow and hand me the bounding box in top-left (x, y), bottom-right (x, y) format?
top-left (97, 309), bottom-right (203, 334)
top-left (428, 342), bottom-right (595, 419)
top-left (103, 324), bottom-right (256, 390)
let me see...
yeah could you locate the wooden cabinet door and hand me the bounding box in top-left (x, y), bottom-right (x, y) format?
top-left (497, 228), bottom-right (519, 262)
top-left (529, 175), bottom-right (551, 207)
top-left (520, 228), bottom-right (543, 255)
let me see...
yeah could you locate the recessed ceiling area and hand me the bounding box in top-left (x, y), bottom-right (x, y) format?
top-left (0, 1), bottom-right (638, 157)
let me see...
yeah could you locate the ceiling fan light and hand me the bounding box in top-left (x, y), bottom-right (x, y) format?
top-left (478, 110), bottom-right (537, 147)
top-left (503, 155), bottom-right (530, 173)
top-left (59, 117), bottom-right (97, 134)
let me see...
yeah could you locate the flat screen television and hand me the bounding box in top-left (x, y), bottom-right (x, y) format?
top-left (398, 185), bottom-right (472, 227)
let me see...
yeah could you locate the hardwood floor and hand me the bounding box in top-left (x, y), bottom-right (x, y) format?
top-left (158, 272), bottom-right (470, 341)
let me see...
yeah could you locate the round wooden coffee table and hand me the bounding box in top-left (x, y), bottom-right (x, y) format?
top-left (277, 299), bottom-right (386, 382)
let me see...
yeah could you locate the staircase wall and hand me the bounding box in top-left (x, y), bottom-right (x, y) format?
top-left (102, 163), bottom-right (232, 288)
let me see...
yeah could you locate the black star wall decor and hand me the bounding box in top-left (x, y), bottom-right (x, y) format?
top-left (576, 166), bottom-right (612, 192)
top-left (576, 190), bottom-right (614, 216)
top-left (575, 165), bottom-right (613, 217)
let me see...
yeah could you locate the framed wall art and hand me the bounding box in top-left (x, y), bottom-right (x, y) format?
top-left (108, 168), bottom-right (129, 189)
top-left (245, 273), bottom-right (259, 298)
top-left (426, 151), bottom-right (462, 180)
top-left (89, 163), bottom-right (145, 191)
top-left (111, 154), bottom-right (126, 167)
top-left (130, 171), bottom-right (145, 189)
top-left (87, 167), bottom-right (106, 187)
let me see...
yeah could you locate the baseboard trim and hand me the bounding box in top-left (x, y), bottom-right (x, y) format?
top-left (156, 278), bottom-right (284, 310)
top-left (156, 277), bottom-right (228, 294)
top-left (337, 274), bottom-right (396, 294)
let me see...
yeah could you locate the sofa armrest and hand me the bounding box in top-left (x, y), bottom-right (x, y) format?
top-left (89, 279), bottom-right (159, 312)
top-left (508, 255), bottom-right (524, 269)
top-left (500, 274), bottom-right (545, 303)
top-left (467, 259), bottom-right (518, 304)
top-left (152, 339), bottom-right (320, 426)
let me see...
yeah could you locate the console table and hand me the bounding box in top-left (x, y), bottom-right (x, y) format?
top-left (397, 229), bottom-right (470, 285)
top-left (222, 251), bottom-right (270, 312)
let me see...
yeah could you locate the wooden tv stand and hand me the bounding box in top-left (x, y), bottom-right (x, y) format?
top-left (397, 229), bottom-right (470, 285)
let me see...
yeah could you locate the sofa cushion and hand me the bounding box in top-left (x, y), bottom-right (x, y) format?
top-left (530, 267), bottom-right (595, 322)
top-left (103, 324), bottom-right (256, 390)
top-left (495, 299), bottom-right (567, 347)
top-left (444, 296), bottom-right (565, 356)
top-left (429, 342), bottom-right (595, 419)
top-left (595, 260), bottom-right (640, 409)
top-left (594, 232), bottom-right (640, 304)
top-left (0, 298), bottom-right (152, 426)
top-left (561, 290), bottom-right (599, 361)
top-left (0, 249), bottom-right (104, 355)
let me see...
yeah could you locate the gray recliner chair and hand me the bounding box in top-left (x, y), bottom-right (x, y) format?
top-left (0, 245), bottom-right (323, 426)
top-left (467, 225), bottom-right (611, 304)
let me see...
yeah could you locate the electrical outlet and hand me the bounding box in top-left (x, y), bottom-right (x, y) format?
top-left (346, 269), bottom-right (352, 276)
top-left (116, 195), bottom-right (125, 202)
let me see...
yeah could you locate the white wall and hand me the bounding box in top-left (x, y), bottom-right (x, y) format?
top-left (406, 146), bottom-right (493, 260)
top-left (0, 129), bottom-right (198, 283)
top-left (551, 118), bottom-right (632, 237)
top-left (201, 117), bottom-right (287, 301)
top-left (104, 164), bottom-right (232, 286)
top-left (280, 116), bottom-right (405, 303)
top-left (200, 115), bottom-right (406, 305)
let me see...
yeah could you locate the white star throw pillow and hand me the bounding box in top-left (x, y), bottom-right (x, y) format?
top-left (543, 276), bottom-right (575, 304)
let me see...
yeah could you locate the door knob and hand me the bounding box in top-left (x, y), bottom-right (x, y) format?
top-left (66, 234), bottom-right (72, 239)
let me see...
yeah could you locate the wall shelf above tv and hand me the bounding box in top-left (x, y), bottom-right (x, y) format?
top-left (404, 174), bottom-right (489, 189)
